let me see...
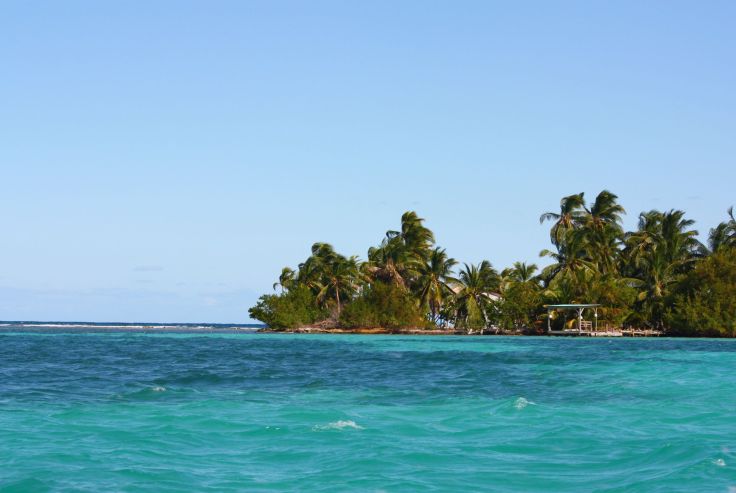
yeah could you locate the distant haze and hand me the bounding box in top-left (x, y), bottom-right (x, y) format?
top-left (1, 1), bottom-right (734, 322)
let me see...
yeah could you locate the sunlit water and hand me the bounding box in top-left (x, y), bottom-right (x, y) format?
top-left (1, 329), bottom-right (735, 492)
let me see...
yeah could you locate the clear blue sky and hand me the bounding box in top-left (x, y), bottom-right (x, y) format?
top-left (1, 1), bottom-right (734, 323)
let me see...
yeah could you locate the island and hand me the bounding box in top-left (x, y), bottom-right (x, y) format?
top-left (250, 191), bottom-right (736, 337)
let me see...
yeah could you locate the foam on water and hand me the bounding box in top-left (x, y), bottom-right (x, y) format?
top-left (313, 420), bottom-right (365, 431)
top-left (514, 397), bottom-right (536, 410)
top-left (0, 320), bottom-right (262, 332)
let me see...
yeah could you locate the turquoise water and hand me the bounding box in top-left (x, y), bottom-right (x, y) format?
top-left (1, 330), bottom-right (735, 492)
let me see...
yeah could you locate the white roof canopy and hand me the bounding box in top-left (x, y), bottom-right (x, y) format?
top-left (546, 304), bottom-right (600, 310)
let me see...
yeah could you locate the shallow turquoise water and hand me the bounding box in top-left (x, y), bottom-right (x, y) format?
top-left (1, 331), bottom-right (735, 492)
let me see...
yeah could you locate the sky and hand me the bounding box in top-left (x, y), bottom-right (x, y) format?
top-left (1, 1), bottom-right (735, 323)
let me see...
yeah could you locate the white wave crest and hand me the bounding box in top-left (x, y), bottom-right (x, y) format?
top-left (713, 458), bottom-right (726, 467)
top-left (151, 386), bottom-right (166, 392)
top-left (313, 420), bottom-right (364, 431)
top-left (514, 397), bottom-right (536, 410)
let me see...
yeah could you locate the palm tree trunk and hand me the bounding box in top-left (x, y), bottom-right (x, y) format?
top-left (335, 284), bottom-right (341, 316)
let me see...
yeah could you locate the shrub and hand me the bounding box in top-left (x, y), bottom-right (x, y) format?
top-left (248, 286), bottom-right (328, 330)
top-left (667, 249), bottom-right (736, 337)
top-left (339, 282), bottom-right (429, 329)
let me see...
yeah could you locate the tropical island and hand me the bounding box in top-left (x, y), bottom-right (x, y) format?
top-left (249, 191), bottom-right (736, 337)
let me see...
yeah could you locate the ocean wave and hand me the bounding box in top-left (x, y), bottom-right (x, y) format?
top-left (3, 322), bottom-right (260, 331)
top-left (514, 397), bottom-right (536, 410)
top-left (19, 324), bottom-right (205, 329)
top-left (313, 420), bottom-right (364, 431)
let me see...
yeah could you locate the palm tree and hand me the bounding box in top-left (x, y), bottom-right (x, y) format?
top-left (311, 255), bottom-right (362, 316)
top-left (398, 211), bottom-right (435, 260)
top-left (623, 210), bottom-right (704, 328)
top-left (502, 262), bottom-right (539, 284)
top-left (365, 211), bottom-right (435, 289)
top-left (297, 242), bottom-right (338, 285)
top-left (273, 267), bottom-right (296, 292)
top-left (582, 190), bottom-right (626, 274)
top-left (709, 207), bottom-right (736, 253)
top-left (584, 190), bottom-right (625, 233)
top-left (497, 262), bottom-right (544, 331)
top-left (660, 210), bottom-right (705, 261)
top-left (366, 238), bottom-right (420, 289)
top-left (453, 261), bottom-right (500, 332)
top-left (540, 229), bottom-right (596, 291)
top-left (416, 247), bottom-right (458, 322)
top-left (540, 193), bottom-right (586, 248)
top-left (293, 242), bottom-right (363, 316)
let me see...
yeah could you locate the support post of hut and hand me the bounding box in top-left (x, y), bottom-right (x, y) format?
top-left (577, 308), bottom-right (584, 333)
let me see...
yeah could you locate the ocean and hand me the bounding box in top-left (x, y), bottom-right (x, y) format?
top-left (1, 325), bottom-right (734, 492)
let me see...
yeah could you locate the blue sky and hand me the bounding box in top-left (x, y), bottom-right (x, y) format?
top-left (1, 1), bottom-right (734, 322)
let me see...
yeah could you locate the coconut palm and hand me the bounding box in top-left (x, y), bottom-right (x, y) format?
top-left (416, 247), bottom-right (458, 322)
top-left (540, 229), bottom-right (597, 298)
top-left (366, 238), bottom-right (421, 289)
top-left (540, 193), bottom-right (586, 248)
top-left (660, 210), bottom-right (706, 261)
top-left (292, 242), bottom-right (364, 315)
top-left (365, 211), bottom-right (434, 289)
top-left (397, 211), bottom-right (435, 260)
top-left (297, 243), bottom-right (335, 285)
top-left (584, 190), bottom-right (625, 233)
top-left (273, 267), bottom-right (296, 292)
top-left (587, 223), bottom-right (624, 275)
top-left (311, 255), bottom-right (362, 316)
top-left (582, 190), bottom-right (626, 274)
top-left (453, 261), bottom-right (500, 332)
top-left (623, 210), bottom-right (704, 328)
top-left (709, 207), bottom-right (736, 252)
top-left (502, 262), bottom-right (539, 284)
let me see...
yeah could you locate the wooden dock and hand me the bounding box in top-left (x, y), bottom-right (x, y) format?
top-left (549, 329), bottom-right (622, 337)
top-left (548, 328), bottom-right (663, 337)
top-left (621, 328), bottom-right (663, 337)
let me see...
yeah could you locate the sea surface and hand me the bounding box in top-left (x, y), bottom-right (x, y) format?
top-left (1, 325), bottom-right (735, 492)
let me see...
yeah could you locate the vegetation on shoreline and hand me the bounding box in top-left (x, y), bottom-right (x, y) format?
top-left (249, 192), bottom-right (736, 336)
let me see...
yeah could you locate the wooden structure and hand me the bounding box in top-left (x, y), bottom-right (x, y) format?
top-left (545, 304), bottom-right (663, 337)
top-left (545, 303), bottom-right (621, 336)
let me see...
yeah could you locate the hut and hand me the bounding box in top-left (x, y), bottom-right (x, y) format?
top-left (545, 303), bottom-right (620, 336)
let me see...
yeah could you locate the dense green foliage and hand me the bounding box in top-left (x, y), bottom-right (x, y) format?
top-left (667, 249), bottom-right (736, 337)
top-left (250, 194), bottom-right (736, 336)
top-left (248, 286), bottom-right (328, 330)
top-left (497, 280), bottom-right (543, 333)
top-left (339, 282), bottom-right (428, 329)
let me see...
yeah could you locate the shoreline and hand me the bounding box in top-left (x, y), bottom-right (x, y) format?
top-left (257, 327), bottom-right (671, 337)
top-left (258, 327), bottom-right (464, 335)
top-left (0, 326), bottom-right (715, 337)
